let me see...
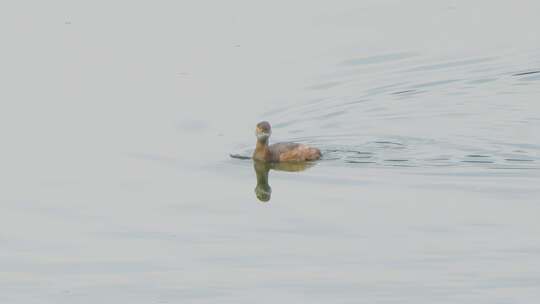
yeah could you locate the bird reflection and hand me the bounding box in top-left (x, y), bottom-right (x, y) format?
top-left (253, 160), bottom-right (315, 202)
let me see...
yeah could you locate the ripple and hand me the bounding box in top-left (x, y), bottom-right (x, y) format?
top-left (229, 154), bottom-right (251, 160)
top-left (410, 79), bottom-right (462, 89)
top-left (505, 158), bottom-right (535, 162)
top-left (461, 160), bottom-right (494, 164)
top-left (339, 52), bottom-right (417, 66)
top-left (345, 160), bottom-right (376, 164)
top-left (313, 110), bottom-right (347, 119)
top-left (401, 57), bottom-right (497, 73)
top-left (374, 141), bottom-right (405, 146)
top-left (249, 51), bottom-right (540, 171)
top-left (306, 81), bottom-right (344, 90)
top-left (364, 82), bottom-right (409, 96)
top-left (513, 70), bottom-right (540, 76)
top-left (466, 78), bottom-right (498, 84)
top-left (391, 90), bottom-right (416, 95)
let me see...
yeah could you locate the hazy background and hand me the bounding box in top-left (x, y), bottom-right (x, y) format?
top-left (1, 1), bottom-right (539, 303)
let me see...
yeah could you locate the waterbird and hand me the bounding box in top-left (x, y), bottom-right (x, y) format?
top-left (252, 121), bottom-right (321, 162)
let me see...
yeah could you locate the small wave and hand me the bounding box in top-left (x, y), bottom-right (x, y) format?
top-left (229, 154), bottom-right (251, 160)
top-left (250, 52), bottom-right (540, 171)
top-left (513, 70), bottom-right (540, 76)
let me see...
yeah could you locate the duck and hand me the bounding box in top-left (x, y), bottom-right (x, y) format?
top-left (252, 121), bottom-right (321, 162)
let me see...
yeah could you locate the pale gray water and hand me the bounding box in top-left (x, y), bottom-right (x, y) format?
top-left (1, 1), bottom-right (540, 303)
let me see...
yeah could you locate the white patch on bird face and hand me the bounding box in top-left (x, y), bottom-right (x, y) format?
top-left (256, 130), bottom-right (271, 140)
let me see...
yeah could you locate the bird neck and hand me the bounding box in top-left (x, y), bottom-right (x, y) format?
top-left (256, 138), bottom-right (269, 149)
top-left (254, 138), bottom-right (270, 161)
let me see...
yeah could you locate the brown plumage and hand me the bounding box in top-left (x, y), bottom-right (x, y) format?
top-left (252, 121), bottom-right (321, 162)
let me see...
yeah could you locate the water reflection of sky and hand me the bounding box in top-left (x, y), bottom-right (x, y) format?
top-left (1, 0), bottom-right (540, 303)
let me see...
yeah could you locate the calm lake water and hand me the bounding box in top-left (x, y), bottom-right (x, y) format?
top-left (1, 1), bottom-right (540, 303)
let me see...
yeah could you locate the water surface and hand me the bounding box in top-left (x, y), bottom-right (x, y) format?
top-left (1, 1), bottom-right (540, 303)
